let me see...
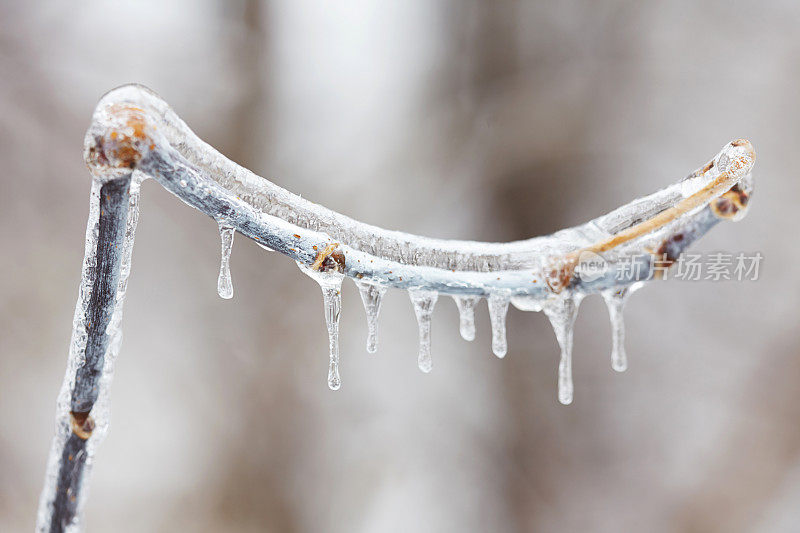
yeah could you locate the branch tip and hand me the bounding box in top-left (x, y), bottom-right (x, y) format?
top-left (85, 102), bottom-right (156, 180)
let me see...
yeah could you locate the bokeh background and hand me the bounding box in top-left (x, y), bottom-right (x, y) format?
top-left (1, 1), bottom-right (799, 531)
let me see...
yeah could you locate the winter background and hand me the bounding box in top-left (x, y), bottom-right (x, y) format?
top-left (1, 1), bottom-right (799, 531)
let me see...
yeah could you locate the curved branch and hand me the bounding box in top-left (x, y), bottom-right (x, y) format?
top-left (83, 84), bottom-right (755, 297)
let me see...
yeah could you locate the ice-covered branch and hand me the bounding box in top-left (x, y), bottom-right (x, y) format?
top-left (84, 85), bottom-right (755, 297)
top-left (37, 84), bottom-right (754, 531)
top-left (37, 172), bottom-right (140, 533)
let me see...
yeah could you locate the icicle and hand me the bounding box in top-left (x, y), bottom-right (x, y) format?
top-left (453, 295), bottom-right (479, 341)
top-left (409, 289), bottom-right (439, 373)
top-left (216, 223), bottom-right (235, 299)
top-left (601, 289), bottom-right (628, 372)
top-left (297, 263), bottom-right (345, 390)
top-left (601, 283), bottom-right (641, 372)
top-left (543, 295), bottom-right (583, 405)
top-left (355, 280), bottom-right (387, 353)
top-left (487, 294), bottom-right (509, 358)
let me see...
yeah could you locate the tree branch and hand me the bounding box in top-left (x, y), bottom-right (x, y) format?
top-left (86, 84), bottom-right (755, 295)
top-left (36, 83), bottom-right (755, 531)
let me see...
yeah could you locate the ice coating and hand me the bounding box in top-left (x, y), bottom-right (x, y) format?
top-left (487, 295), bottom-right (509, 358)
top-left (217, 223), bottom-right (235, 299)
top-left (355, 280), bottom-right (387, 353)
top-left (543, 295), bottom-right (584, 405)
top-left (409, 290), bottom-right (439, 373)
top-left (453, 295), bottom-right (479, 341)
top-left (298, 263), bottom-right (344, 390)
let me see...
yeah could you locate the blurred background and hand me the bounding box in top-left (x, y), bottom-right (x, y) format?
top-left (1, 1), bottom-right (799, 531)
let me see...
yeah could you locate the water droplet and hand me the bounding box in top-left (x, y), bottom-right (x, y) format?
top-left (453, 295), bottom-right (479, 341)
top-left (487, 294), bottom-right (509, 358)
top-left (355, 280), bottom-right (387, 353)
top-left (217, 223), bottom-right (235, 299)
top-left (409, 289), bottom-right (438, 373)
top-left (298, 263), bottom-right (345, 390)
top-left (543, 295), bottom-right (583, 405)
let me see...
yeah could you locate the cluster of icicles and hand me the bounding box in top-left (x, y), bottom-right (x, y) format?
top-left (215, 222), bottom-right (637, 404)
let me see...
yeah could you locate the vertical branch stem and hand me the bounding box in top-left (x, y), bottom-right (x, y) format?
top-left (39, 175), bottom-right (133, 533)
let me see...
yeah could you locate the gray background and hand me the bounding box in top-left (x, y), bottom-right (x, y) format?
top-left (1, 1), bottom-right (798, 531)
